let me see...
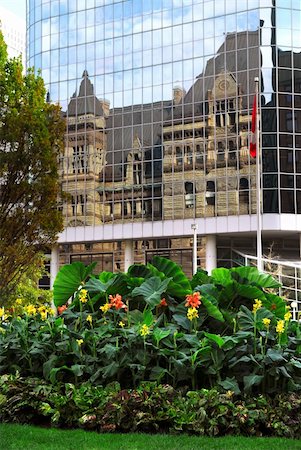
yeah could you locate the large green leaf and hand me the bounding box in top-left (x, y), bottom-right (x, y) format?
top-left (85, 276), bottom-right (116, 296)
top-left (243, 374), bottom-right (264, 392)
top-left (127, 264), bottom-right (151, 278)
top-left (53, 261), bottom-right (96, 307)
top-left (237, 305), bottom-right (273, 331)
top-left (143, 308), bottom-right (154, 326)
top-left (131, 276), bottom-right (171, 308)
top-left (173, 313), bottom-right (191, 331)
top-left (204, 332), bottom-right (225, 348)
top-left (149, 366), bottom-right (169, 382)
top-left (145, 263), bottom-right (165, 279)
top-left (201, 296), bottom-right (224, 322)
top-left (198, 284), bottom-right (219, 305)
top-left (197, 284), bottom-right (224, 321)
top-left (211, 268), bottom-right (232, 286)
top-left (191, 269), bottom-right (211, 289)
top-left (106, 273), bottom-right (130, 296)
top-left (150, 256), bottom-right (191, 297)
top-left (129, 309), bottom-right (143, 324)
top-left (265, 348), bottom-right (287, 364)
top-left (231, 266), bottom-right (281, 288)
top-left (218, 377), bottom-right (241, 395)
top-left (98, 271), bottom-right (115, 283)
top-left (153, 327), bottom-right (170, 345)
top-left (127, 277), bottom-right (145, 289)
top-left (234, 283), bottom-right (266, 301)
top-left (101, 361), bottom-right (119, 379)
top-left (263, 293), bottom-right (287, 318)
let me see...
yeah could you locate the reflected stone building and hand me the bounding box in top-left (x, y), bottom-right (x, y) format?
top-left (27, 0), bottom-right (301, 284)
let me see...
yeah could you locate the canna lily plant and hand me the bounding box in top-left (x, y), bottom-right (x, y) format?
top-left (1, 257), bottom-right (301, 395)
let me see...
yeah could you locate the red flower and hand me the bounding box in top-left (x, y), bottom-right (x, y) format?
top-left (58, 304), bottom-right (67, 314)
top-left (109, 294), bottom-right (127, 311)
top-left (160, 298), bottom-right (168, 307)
top-left (185, 292), bottom-right (201, 308)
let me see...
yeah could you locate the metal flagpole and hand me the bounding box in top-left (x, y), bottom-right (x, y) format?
top-left (191, 223), bottom-right (198, 275)
top-left (254, 77), bottom-right (263, 271)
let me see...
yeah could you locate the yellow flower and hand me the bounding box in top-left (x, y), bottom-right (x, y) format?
top-left (48, 308), bottom-right (55, 316)
top-left (79, 289), bottom-right (88, 303)
top-left (40, 311), bottom-right (47, 321)
top-left (15, 298), bottom-right (22, 305)
top-left (276, 320), bottom-right (285, 334)
top-left (38, 305), bottom-right (46, 313)
top-left (100, 303), bottom-right (111, 313)
top-left (86, 314), bottom-right (93, 324)
top-left (0, 307), bottom-right (4, 316)
top-left (76, 339), bottom-right (84, 346)
top-left (187, 307), bottom-right (199, 321)
top-left (252, 299), bottom-right (262, 313)
top-left (140, 324), bottom-right (150, 337)
top-left (225, 390), bottom-right (234, 398)
top-left (284, 311), bottom-right (292, 322)
top-left (262, 318), bottom-right (271, 328)
top-left (24, 304), bottom-right (37, 315)
top-left (119, 321), bottom-right (125, 328)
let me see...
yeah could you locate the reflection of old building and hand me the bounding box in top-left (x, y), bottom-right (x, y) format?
top-left (59, 30), bottom-right (259, 275)
top-left (28, 1), bottom-right (301, 295)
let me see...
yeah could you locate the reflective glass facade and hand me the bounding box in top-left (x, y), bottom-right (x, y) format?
top-left (27, 0), bottom-right (301, 272)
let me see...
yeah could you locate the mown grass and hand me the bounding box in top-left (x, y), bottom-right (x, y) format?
top-left (1, 424), bottom-right (301, 450)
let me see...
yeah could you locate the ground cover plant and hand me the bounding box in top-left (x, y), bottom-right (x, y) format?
top-left (1, 374), bottom-right (301, 438)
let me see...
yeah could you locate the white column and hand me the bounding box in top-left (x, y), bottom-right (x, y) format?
top-left (206, 235), bottom-right (217, 274)
top-left (124, 240), bottom-right (134, 272)
top-left (50, 245), bottom-right (59, 289)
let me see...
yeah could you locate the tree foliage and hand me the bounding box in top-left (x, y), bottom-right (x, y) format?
top-left (0, 32), bottom-right (65, 302)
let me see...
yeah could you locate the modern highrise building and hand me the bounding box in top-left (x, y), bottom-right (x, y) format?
top-left (27, 0), bottom-right (301, 297)
top-left (0, 6), bottom-right (26, 66)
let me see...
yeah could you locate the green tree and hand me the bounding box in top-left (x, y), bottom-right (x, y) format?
top-left (0, 32), bottom-right (64, 303)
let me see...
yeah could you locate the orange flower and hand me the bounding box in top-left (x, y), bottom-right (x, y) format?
top-left (185, 292), bottom-right (201, 308)
top-left (109, 294), bottom-right (127, 311)
top-left (58, 304), bottom-right (67, 314)
top-left (160, 298), bottom-right (167, 307)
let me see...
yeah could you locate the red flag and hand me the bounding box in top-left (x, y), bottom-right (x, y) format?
top-left (250, 95), bottom-right (257, 158)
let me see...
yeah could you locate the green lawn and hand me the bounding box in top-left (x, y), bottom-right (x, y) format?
top-left (1, 424), bottom-right (301, 450)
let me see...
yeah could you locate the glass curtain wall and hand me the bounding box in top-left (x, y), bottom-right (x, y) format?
top-left (26, 0), bottom-right (301, 231)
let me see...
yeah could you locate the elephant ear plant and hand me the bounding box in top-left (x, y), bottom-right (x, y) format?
top-left (192, 266), bottom-right (282, 332)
